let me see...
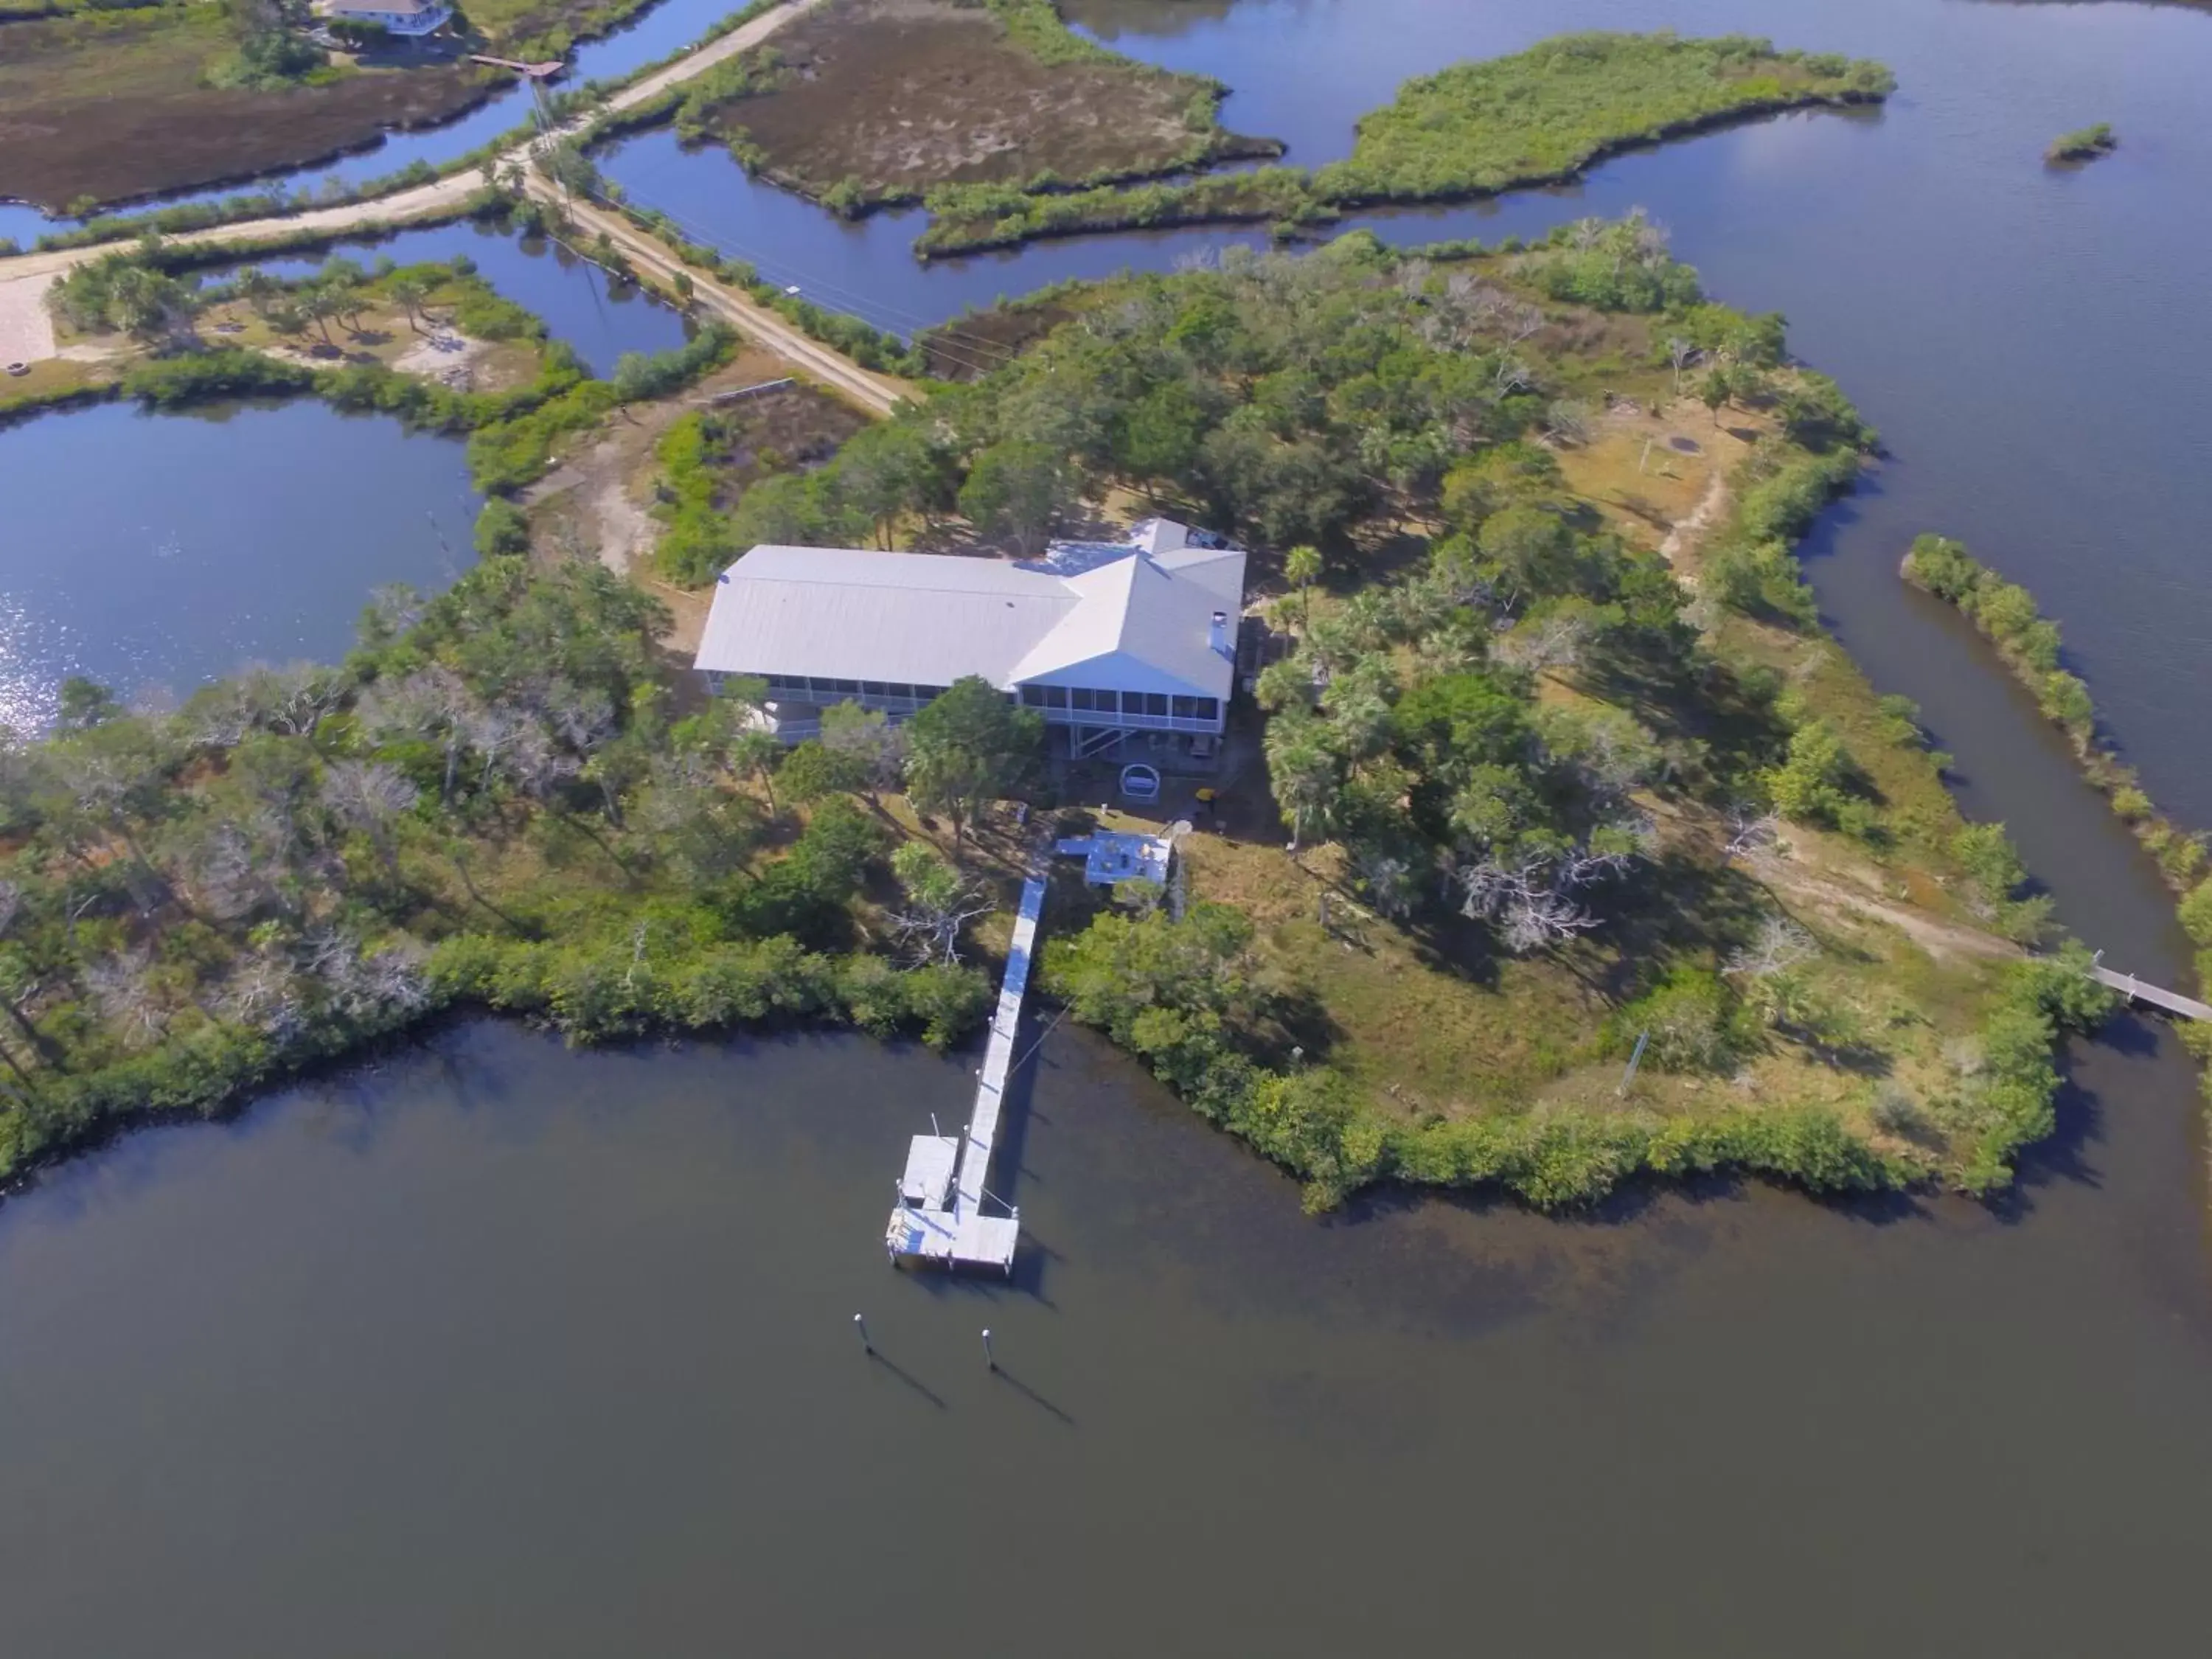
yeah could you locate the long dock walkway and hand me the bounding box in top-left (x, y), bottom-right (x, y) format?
top-left (2090, 961), bottom-right (2212, 1022)
top-left (884, 874), bottom-right (1046, 1273)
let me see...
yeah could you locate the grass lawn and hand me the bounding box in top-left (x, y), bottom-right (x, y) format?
top-left (0, 358), bottom-right (100, 420)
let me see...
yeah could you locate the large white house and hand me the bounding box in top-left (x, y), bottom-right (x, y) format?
top-left (313, 0), bottom-right (453, 38)
top-left (693, 519), bottom-right (1247, 757)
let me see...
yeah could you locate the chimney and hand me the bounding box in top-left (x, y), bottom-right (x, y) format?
top-left (1209, 611), bottom-right (1231, 658)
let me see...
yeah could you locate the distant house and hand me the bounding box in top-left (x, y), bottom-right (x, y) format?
top-left (313, 0), bottom-right (453, 37)
top-left (693, 519), bottom-right (1248, 759)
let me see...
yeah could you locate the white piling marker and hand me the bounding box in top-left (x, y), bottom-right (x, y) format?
top-left (981, 1328), bottom-right (995, 1370)
top-left (855, 1313), bottom-right (871, 1354)
top-left (1618, 1029), bottom-right (1651, 1098)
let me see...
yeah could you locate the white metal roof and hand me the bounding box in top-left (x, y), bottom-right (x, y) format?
top-left (695, 545), bottom-right (1077, 689)
top-left (695, 526), bottom-right (1246, 702)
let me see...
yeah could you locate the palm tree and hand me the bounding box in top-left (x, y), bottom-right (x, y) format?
top-left (1701, 366), bottom-right (1733, 426)
top-left (386, 275), bottom-right (429, 335)
top-left (108, 266), bottom-right (183, 342)
top-left (1263, 714), bottom-right (1342, 854)
top-left (324, 274), bottom-right (367, 334)
top-left (236, 268), bottom-right (279, 321)
top-left (1284, 542), bottom-right (1322, 630)
top-left (302, 288), bottom-right (342, 351)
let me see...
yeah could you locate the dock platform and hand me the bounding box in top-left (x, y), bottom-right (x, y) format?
top-left (884, 874), bottom-right (1046, 1273)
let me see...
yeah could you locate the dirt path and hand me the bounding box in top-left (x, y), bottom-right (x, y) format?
top-left (1745, 846), bottom-right (2020, 964)
top-left (554, 189), bottom-right (910, 414)
top-left (1659, 462), bottom-right (1731, 569)
top-left (0, 0), bottom-right (828, 289)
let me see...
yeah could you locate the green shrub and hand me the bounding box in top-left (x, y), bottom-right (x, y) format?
top-left (1767, 719), bottom-right (1860, 828)
top-left (1902, 532), bottom-right (1980, 602)
top-left (2178, 880), bottom-right (2212, 947)
top-left (1615, 965), bottom-right (1750, 1074)
top-left (474, 498), bottom-right (532, 559)
top-left (120, 349), bottom-right (313, 406)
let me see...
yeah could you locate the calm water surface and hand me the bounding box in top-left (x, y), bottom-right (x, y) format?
top-left (0, 220), bottom-right (684, 728)
top-left (0, 1019), bottom-right (2205, 1656)
top-left (0, 400), bottom-right (476, 726)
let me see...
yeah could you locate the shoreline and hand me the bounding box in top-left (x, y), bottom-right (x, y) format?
top-left (917, 38), bottom-right (1892, 260)
top-left (0, 220), bottom-right (2129, 1215)
top-left (1901, 534), bottom-right (2212, 1094)
top-left (917, 90), bottom-right (1887, 260)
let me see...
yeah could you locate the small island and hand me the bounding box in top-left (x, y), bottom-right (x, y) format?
top-left (2046, 123), bottom-right (2118, 164)
top-left (0, 194), bottom-right (2121, 1215)
top-left (664, 0), bottom-right (1283, 217)
top-left (909, 29), bottom-right (1896, 259)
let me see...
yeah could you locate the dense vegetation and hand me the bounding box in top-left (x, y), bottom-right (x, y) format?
top-left (3, 201), bottom-right (2125, 1211)
top-left (918, 32), bottom-right (1892, 257)
top-left (205, 0), bottom-right (329, 92)
top-left (0, 561), bottom-right (1019, 1183)
top-left (603, 215), bottom-right (2104, 1205)
top-left (649, 387), bottom-right (869, 584)
top-left (1902, 534), bottom-right (2212, 1092)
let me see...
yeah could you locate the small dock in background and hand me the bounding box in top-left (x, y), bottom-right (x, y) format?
top-left (884, 874), bottom-right (1046, 1274)
top-left (2090, 961), bottom-right (2212, 1022)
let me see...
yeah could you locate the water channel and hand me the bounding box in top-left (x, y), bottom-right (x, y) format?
top-left (1, 0), bottom-right (2210, 1649)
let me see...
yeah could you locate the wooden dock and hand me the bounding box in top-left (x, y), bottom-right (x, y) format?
top-left (2090, 962), bottom-right (2212, 1022)
top-left (884, 874), bottom-right (1045, 1273)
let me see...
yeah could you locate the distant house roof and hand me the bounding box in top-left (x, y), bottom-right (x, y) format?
top-left (694, 523), bottom-right (1247, 703)
top-left (315, 0), bottom-right (448, 15)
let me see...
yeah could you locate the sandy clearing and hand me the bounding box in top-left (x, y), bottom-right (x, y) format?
top-left (0, 274), bottom-right (58, 365)
top-left (392, 330), bottom-right (492, 383)
top-left (1659, 462), bottom-right (1731, 568)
